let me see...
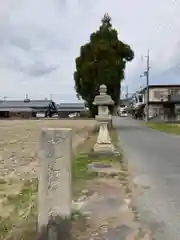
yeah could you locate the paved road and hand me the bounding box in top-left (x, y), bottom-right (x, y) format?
top-left (114, 117), bottom-right (180, 239)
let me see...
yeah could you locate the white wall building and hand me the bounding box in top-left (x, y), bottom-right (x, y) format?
top-left (139, 84), bottom-right (180, 121)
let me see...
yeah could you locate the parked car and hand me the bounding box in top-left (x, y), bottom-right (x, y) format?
top-left (120, 110), bottom-right (128, 117)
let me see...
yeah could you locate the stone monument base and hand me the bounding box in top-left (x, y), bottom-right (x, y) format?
top-left (93, 142), bottom-right (115, 154)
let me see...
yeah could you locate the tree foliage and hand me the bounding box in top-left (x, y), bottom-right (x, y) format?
top-left (74, 13), bottom-right (134, 116)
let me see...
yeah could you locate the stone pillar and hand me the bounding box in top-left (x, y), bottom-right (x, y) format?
top-left (38, 128), bottom-right (72, 238)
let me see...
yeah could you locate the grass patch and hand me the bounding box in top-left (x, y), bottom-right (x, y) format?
top-left (3, 179), bottom-right (37, 208)
top-left (73, 128), bottom-right (121, 181)
top-left (72, 153), bottom-right (121, 183)
top-left (76, 131), bottom-right (97, 154)
top-left (0, 179), bottom-right (7, 185)
top-left (72, 153), bottom-right (97, 182)
top-left (76, 126), bottom-right (119, 154)
top-left (146, 122), bottom-right (180, 135)
top-left (72, 152), bottom-right (98, 197)
top-left (72, 127), bottom-right (122, 196)
top-left (0, 179), bottom-right (37, 239)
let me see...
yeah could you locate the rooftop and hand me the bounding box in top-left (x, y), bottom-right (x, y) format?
top-left (56, 102), bottom-right (86, 112)
top-left (0, 107), bottom-right (36, 112)
top-left (139, 84), bottom-right (180, 93)
top-left (58, 102), bottom-right (85, 107)
top-left (0, 99), bottom-right (55, 109)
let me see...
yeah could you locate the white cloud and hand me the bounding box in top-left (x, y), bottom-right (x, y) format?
top-left (0, 0), bottom-right (180, 101)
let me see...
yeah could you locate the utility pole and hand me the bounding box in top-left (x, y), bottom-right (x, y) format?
top-left (140, 50), bottom-right (150, 121)
top-left (146, 50), bottom-right (150, 121)
top-left (126, 85), bottom-right (129, 98)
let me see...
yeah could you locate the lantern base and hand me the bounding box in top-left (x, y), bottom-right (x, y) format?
top-left (93, 142), bottom-right (115, 153)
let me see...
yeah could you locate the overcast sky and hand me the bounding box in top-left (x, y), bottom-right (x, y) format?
top-left (0, 0), bottom-right (180, 101)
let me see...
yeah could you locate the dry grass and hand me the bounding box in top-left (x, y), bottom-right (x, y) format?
top-left (0, 119), bottom-right (96, 178)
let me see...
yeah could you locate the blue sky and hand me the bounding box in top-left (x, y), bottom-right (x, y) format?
top-left (0, 0), bottom-right (180, 102)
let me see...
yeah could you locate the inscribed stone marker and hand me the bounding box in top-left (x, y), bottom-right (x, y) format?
top-left (38, 128), bottom-right (72, 233)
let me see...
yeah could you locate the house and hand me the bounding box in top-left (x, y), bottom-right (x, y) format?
top-left (137, 84), bottom-right (180, 121)
top-left (117, 97), bottom-right (132, 115)
top-left (57, 102), bottom-right (87, 118)
top-left (0, 99), bottom-right (58, 118)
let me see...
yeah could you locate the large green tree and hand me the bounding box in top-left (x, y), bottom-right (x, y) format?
top-left (74, 13), bottom-right (134, 116)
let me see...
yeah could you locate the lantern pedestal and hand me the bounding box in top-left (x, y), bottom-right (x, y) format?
top-left (93, 85), bottom-right (115, 154)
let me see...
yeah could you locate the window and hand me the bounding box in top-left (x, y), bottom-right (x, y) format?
top-left (154, 90), bottom-right (167, 99)
top-left (138, 95), bottom-right (143, 102)
top-left (154, 91), bottom-right (162, 99)
top-left (171, 88), bottom-right (180, 96)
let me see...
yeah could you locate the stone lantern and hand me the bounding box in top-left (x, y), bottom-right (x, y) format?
top-left (93, 84), bottom-right (115, 153)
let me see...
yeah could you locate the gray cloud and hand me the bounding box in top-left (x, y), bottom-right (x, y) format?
top-left (0, 0), bottom-right (180, 101)
top-left (9, 37), bottom-right (32, 51)
top-left (25, 63), bottom-right (58, 77)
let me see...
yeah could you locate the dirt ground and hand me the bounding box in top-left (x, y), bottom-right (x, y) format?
top-left (0, 119), bottom-right (96, 178)
top-left (0, 119), bottom-right (96, 238)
